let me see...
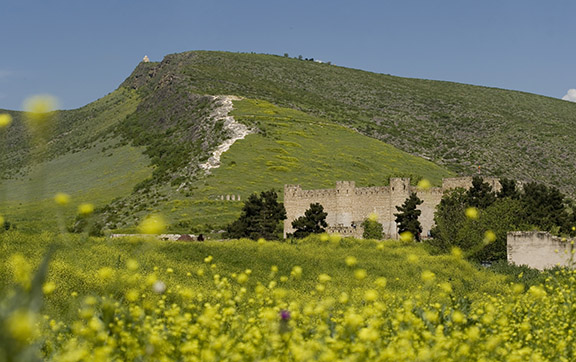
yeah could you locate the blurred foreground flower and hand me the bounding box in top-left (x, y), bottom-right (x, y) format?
top-left (465, 207), bottom-right (479, 220)
top-left (0, 113), bottom-right (13, 129)
top-left (483, 230), bottom-right (497, 244)
top-left (23, 95), bottom-right (58, 123)
top-left (54, 192), bottom-right (70, 206)
top-left (138, 214), bottom-right (167, 234)
top-left (399, 231), bottom-right (414, 242)
top-left (368, 212), bottom-right (378, 222)
top-left (416, 179), bottom-right (431, 191)
top-left (78, 203), bottom-right (94, 216)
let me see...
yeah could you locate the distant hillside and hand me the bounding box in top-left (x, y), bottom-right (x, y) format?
top-left (148, 51), bottom-right (576, 192)
top-left (2, 50), bottom-right (575, 233)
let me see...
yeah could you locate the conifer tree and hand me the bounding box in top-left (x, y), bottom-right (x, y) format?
top-left (291, 203), bottom-right (328, 238)
top-left (394, 192), bottom-right (423, 241)
top-left (466, 176), bottom-right (496, 209)
top-left (226, 190), bottom-right (286, 240)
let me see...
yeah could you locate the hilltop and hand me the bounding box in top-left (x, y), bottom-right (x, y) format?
top-left (1, 50), bottom-right (575, 233)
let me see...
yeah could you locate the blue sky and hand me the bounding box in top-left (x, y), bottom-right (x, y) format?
top-left (1, 0), bottom-right (575, 110)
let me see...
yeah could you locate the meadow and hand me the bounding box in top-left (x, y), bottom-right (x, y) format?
top-left (1, 231), bottom-right (574, 361)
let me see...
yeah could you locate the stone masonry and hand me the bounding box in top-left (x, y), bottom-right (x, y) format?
top-left (507, 231), bottom-right (575, 270)
top-left (284, 177), bottom-right (501, 239)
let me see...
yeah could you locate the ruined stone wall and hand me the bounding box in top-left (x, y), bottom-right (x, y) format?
top-left (507, 231), bottom-right (575, 270)
top-left (284, 176), bottom-right (501, 239)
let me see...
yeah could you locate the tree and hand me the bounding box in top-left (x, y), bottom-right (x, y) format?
top-left (291, 203), bottom-right (328, 238)
top-left (520, 182), bottom-right (572, 234)
top-left (362, 218), bottom-right (383, 239)
top-left (466, 176), bottom-right (496, 209)
top-left (394, 192), bottom-right (423, 241)
top-left (497, 177), bottom-right (520, 200)
top-left (226, 190), bottom-right (286, 240)
top-left (429, 188), bottom-right (468, 251)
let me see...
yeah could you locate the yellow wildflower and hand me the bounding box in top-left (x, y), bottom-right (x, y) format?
top-left (138, 213), bottom-right (166, 234)
top-left (417, 179), bottom-right (432, 190)
top-left (0, 113), bottom-right (13, 129)
top-left (54, 192), bottom-right (71, 206)
top-left (465, 207), bottom-right (479, 220)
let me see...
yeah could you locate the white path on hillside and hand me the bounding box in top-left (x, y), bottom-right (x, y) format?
top-left (199, 95), bottom-right (253, 173)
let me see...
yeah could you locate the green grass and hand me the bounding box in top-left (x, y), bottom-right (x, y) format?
top-left (0, 231), bottom-right (511, 323)
top-left (151, 99), bottom-right (453, 232)
top-left (0, 139), bottom-right (152, 232)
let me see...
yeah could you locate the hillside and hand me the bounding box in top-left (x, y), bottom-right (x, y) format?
top-left (2, 50), bottom-right (576, 233)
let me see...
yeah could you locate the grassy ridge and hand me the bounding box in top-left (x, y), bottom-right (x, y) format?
top-left (147, 99), bottom-right (453, 232)
top-left (173, 51), bottom-right (576, 193)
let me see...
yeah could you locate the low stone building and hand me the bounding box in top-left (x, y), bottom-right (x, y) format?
top-left (284, 177), bottom-right (501, 239)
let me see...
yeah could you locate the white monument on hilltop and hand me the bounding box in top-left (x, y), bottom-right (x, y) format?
top-left (143, 55), bottom-right (150, 63)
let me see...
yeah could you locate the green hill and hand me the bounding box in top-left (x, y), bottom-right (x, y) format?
top-left (2, 50), bottom-right (576, 233)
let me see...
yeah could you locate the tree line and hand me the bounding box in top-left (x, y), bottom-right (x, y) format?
top-left (225, 177), bottom-right (576, 261)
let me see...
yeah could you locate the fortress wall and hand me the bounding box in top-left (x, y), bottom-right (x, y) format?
top-left (414, 187), bottom-right (444, 238)
top-left (441, 176), bottom-right (501, 192)
top-left (507, 231), bottom-right (575, 270)
top-left (284, 177), bottom-right (503, 239)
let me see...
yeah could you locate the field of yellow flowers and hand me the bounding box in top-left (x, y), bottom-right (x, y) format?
top-left (1, 231), bottom-right (575, 361)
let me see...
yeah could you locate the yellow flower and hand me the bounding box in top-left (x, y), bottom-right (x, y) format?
top-left (417, 179), bottom-right (432, 191)
top-left (354, 269), bottom-right (367, 280)
top-left (6, 309), bottom-right (38, 342)
top-left (345, 256), bottom-right (358, 266)
top-left (451, 247), bottom-right (463, 259)
top-left (439, 282), bottom-right (452, 293)
top-left (318, 273), bottom-right (332, 283)
top-left (374, 277), bottom-right (387, 288)
top-left (483, 230), bottom-right (497, 244)
top-left (452, 311), bottom-right (466, 324)
top-left (291, 266), bottom-right (302, 278)
top-left (0, 113), bottom-right (13, 129)
top-left (23, 94), bottom-right (58, 122)
top-left (78, 203), bottom-right (94, 216)
top-left (54, 192), bottom-right (71, 206)
top-left (138, 213), bottom-right (167, 234)
top-left (399, 231), bottom-right (414, 242)
top-left (368, 212), bottom-right (378, 222)
top-left (364, 289), bottom-right (378, 302)
top-left (0, 215), bottom-right (4, 226)
top-left (126, 259), bottom-right (139, 271)
top-left (465, 207), bottom-right (479, 220)
top-left (407, 254), bottom-right (419, 263)
top-left (421, 270), bottom-right (436, 283)
top-left (42, 281), bottom-right (56, 295)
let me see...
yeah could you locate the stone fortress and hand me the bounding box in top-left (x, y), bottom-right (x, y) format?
top-left (284, 177), bottom-right (501, 239)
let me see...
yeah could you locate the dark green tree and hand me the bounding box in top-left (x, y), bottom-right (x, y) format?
top-left (520, 182), bottom-right (572, 234)
top-left (361, 218), bottom-right (383, 239)
top-left (291, 203), bottom-right (328, 238)
top-left (394, 192), bottom-right (423, 241)
top-left (466, 176), bottom-right (496, 209)
top-left (429, 188), bottom-right (468, 251)
top-left (497, 177), bottom-right (520, 200)
top-left (226, 190), bottom-right (286, 240)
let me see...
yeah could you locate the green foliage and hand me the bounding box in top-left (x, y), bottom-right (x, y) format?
top-left (431, 177), bottom-right (575, 261)
top-left (226, 190), bottom-right (286, 240)
top-left (497, 177), bottom-right (520, 199)
top-left (394, 192), bottom-right (423, 241)
top-left (466, 176), bottom-right (496, 209)
top-left (521, 182), bottom-right (574, 235)
top-left (291, 203), bottom-right (327, 238)
top-left (361, 219), bottom-right (383, 239)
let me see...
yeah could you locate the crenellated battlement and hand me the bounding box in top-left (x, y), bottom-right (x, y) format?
top-left (284, 176), bottom-right (502, 239)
